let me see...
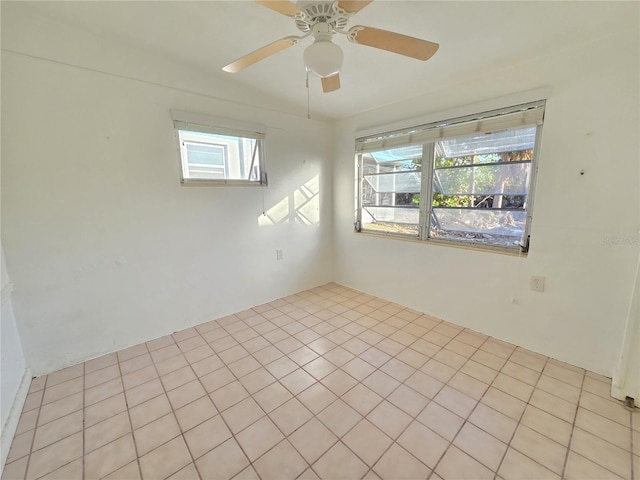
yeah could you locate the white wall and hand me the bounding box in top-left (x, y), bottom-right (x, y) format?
top-left (1, 7), bottom-right (334, 375)
top-left (1, 245), bottom-right (29, 471)
top-left (333, 25), bottom-right (640, 376)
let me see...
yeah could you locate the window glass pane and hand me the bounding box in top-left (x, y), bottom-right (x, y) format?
top-left (179, 130), bottom-right (262, 182)
top-left (431, 208), bottom-right (525, 245)
top-left (364, 172), bottom-right (422, 194)
top-left (438, 127), bottom-right (536, 158)
top-left (434, 162), bottom-right (531, 196)
top-left (361, 206), bottom-right (419, 236)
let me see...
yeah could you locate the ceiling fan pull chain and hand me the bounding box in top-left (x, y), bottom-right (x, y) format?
top-left (306, 70), bottom-right (311, 119)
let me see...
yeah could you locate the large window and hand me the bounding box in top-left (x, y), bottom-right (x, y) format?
top-left (355, 101), bottom-right (545, 251)
top-left (173, 112), bottom-right (267, 185)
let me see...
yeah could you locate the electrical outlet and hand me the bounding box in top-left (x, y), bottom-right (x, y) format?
top-left (530, 275), bottom-right (545, 292)
top-left (276, 249), bottom-right (284, 260)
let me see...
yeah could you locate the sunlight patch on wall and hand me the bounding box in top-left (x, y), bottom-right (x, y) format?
top-left (259, 175), bottom-right (320, 226)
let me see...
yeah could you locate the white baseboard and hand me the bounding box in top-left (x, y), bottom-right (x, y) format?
top-left (1, 368), bottom-right (31, 476)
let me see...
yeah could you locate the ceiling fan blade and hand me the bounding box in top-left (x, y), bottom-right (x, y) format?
top-left (223, 37), bottom-right (298, 73)
top-left (348, 26), bottom-right (439, 61)
top-left (255, 1), bottom-right (301, 17)
top-left (321, 74), bottom-right (341, 93)
top-left (337, 1), bottom-right (373, 14)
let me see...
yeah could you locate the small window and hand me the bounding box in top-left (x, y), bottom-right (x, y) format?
top-left (173, 112), bottom-right (266, 185)
top-left (355, 101), bottom-right (545, 252)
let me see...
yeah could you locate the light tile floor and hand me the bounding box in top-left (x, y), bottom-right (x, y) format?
top-left (3, 283), bottom-right (638, 480)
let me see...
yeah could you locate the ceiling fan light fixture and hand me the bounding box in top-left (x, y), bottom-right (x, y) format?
top-left (303, 39), bottom-right (343, 77)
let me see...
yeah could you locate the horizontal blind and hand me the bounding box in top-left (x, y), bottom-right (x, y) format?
top-left (356, 100), bottom-right (545, 154)
top-left (171, 110), bottom-right (266, 139)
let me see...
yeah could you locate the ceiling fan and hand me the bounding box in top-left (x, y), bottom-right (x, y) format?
top-left (222, 0), bottom-right (439, 93)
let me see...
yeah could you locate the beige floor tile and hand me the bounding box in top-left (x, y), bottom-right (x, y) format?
top-left (297, 383), bottom-right (338, 414)
top-left (317, 399), bottom-right (362, 437)
top-left (366, 400), bottom-right (412, 439)
top-left (575, 407), bottom-right (631, 451)
top-left (511, 425), bottom-right (567, 475)
top-left (500, 360), bottom-right (540, 385)
top-left (520, 405), bottom-right (572, 446)
top-left (175, 395), bottom-right (218, 433)
top-left (161, 365), bottom-right (197, 391)
top-left (289, 418), bottom-right (338, 464)
top-left (508, 349), bottom-right (546, 371)
top-left (138, 436), bottom-right (192, 480)
top-left (321, 369), bottom-right (358, 397)
top-left (118, 354), bottom-right (153, 376)
top-left (184, 415), bottom-right (232, 459)
top-left (190, 354), bottom-right (224, 377)
top-left (288, 345), bottom-right (319, 366)
top-left (102, 461), bottom-right (141, 480)
top-left (421, 359), bottom-right (457, 383)
top-left (433, 386), bottom-right (477, 419)
top-left (133, 413), bottom-right (181, 456)
top-left (481, 386), bottom-right (527, 421)
top-left (84, 433), bottom-right (137, 480)
top-left (164, 384), bottom-right (203, 417)
top-left (124, 378), bottom-right (164, 408)
top-left (239, 367), bottom-right (277, 394)
top-left (38, 458), bottom-right (82, 480)
top-left (460, 360), bottom-right (499, 384)
top-left (84, 392), bottom-right (127, 427)
top-left (46, 364), bottom-right (83, 388)
top-left (85, 411), bottom-right (131, 453)
top-left (252, 381), bottom-right (292, 413)
top-left (7, 284), bottom-right (639, 480)
top-left (26, 432), bottom-right (82, 480)
top-left (491, 372), bottom-right (534, 402)
top-left (15, 410), bottom-right (38, 436)
top-left (200, 367), bottom-right (235, 393)
top-left (448, 371), bottom-right (489, 401)
top-left (313, 442), bottom-right (369, 480)
top-left (342, 383), bottom-right (383, 416)
top-left (543, 362), bottom-right (583, 388)
top-left (85, 353), bottom-right (118, 374)
top-left (498, 447), bottom-right (560, 480)
top-left (570, 427), bottom-right (631, 479)
top-left (221, 397), bottom-right (265, 434)
top-left (373, 443), bottom-right (431, 480)
top-left (397, 421), bottom-right (449, 468)
top-left (279, 369), bottom-right (315, 395)
top-left (6, 430), bottom-right (34, 464)
top-left (436, 446), bottom-right (494, 480)
top-left (303, 357), bottom-right (337, 380)
top-left (42, 377), bottom-right (83, 405)
top-left (253, 439), bottom-right (307, 480)
top-left (129, 393), bottom-right (172, 430)
top-left (269, 398), bottom-right (313, 435)
top-left (155, 354), bottom-right (190, 376)
top-left (468, 403), bottom-right (518, 443)
top-left (235, 416), bottom-right (284, 461)
top-left (453, 422), bottom-right (507, 471)
top-left (343, 419), bottom-right (393, 466)
top-left (471, 349), bottom-right (507, 371)
top-left (209, 381), bottom-right (250, 411)
top-left (387, 384), bottom-right (429, 417)
top-left (564, 451), bottom-right (625, 480)
top-left (416, 401), bottom-right (464, 441)
top-left (2, 457), bottom-right (29, 480)
top-left (580, 391), bottom-right (631, 427)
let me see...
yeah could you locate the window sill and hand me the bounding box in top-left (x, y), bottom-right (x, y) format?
top-left (356, 229), bottom-right (527, 257)
top-left (181, 179), bottom-right (266, 187)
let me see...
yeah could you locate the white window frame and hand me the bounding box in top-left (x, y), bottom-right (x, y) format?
top-left (171, 110), bottom-right (267, 186)
top-left (355, 100), bottom-right (545, 253)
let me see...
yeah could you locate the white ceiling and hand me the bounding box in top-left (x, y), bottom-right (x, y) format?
top-left (12, 1), bottom-right (637, 119)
